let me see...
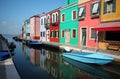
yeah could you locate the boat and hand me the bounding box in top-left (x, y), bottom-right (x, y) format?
top-left (0, 51), bottom-right (15, 61)
top-left (62, 57), bottom-right (110, 79)
top-left (28, 40), bottom-right (42, 47)
top-left (62, 52), bottom-right (114, 65)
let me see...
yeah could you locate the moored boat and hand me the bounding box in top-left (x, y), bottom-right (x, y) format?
top-left (62, 52), bottom-right (114, 65)
top-left (28, 40), bottom-right (42, 47)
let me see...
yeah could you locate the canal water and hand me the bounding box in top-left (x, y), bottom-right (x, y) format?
top-left (4, 34), bottom-right (120, 79)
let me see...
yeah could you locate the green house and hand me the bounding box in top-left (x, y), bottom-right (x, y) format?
top-left (60, 0), bottom-right (78, 45)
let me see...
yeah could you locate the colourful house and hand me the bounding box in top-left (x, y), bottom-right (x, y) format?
top-left (30, 15), bottom-right (40, 40)
top-left (24, 19), bottom-right (30, 40)
top-left (49, 8), bottom-right (61, 43)
top-left (22, 24), bottom-right (26, 39)
top-left (60, 0), bottom-right (78, 45)
top-left (45, 13), bottom-right (51, 42)
top-left (40, 13), bottom-right (47, 41)
top-left (94, 0), bottom-right (120, 51)
top-left (78, 0), bottom-right (100, 48)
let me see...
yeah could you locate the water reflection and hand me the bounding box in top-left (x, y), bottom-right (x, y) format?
top-left (21, 44), bottom-right (120, 79)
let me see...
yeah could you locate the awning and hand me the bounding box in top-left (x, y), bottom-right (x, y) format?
top-left (94, 22), bottom-right (120, 31)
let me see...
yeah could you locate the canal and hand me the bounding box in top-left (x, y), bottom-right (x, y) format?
top-left (4, 35), bottom-right (120, 79)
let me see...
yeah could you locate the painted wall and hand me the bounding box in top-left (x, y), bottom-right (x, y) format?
top-left (50, 9), bottom-right (60, 43)
top-left (65, 0), bottom-right (78, 5)
top-left (30, 16), bottom-right (40, 40)
top-left (101, 0), bottom-right (120, 22)
top-left (78, 0), bottom-right (100, 48)
top-left (78, 0), bottom-right (90, 4)
top-left (30, 17), bottom-right (35, 40)
top-left (25, 20), bottom-right (30, 40)
top-left (40, 14), bottom-right (46, 41)
top-left (60, 3), bottom-right (78, 45)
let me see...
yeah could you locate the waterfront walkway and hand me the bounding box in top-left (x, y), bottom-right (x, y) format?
top-left (41, 41), bottom-right (120, 62)
top-left (0, 37), bottom-right (20, 79)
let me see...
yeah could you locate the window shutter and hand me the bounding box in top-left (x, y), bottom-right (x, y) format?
top-left (112, 0), bottom-right (116, 12)
top-left (90, 3), bottom-right (93, 16)
top-left (104, 2), bottom-right (107, 14)
top-left (84, 6), bottom-right (86, 16)
top-left (98, 2), bottom-right (101, 14)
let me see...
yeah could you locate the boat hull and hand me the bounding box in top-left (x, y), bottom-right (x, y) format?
top-left (62, 52), bottom-right (114, 65)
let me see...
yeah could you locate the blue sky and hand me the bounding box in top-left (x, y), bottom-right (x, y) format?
top-left (0, 0), bottom-right (65, 35)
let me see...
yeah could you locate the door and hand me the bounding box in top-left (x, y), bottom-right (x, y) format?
top-left (46, 30), bottom-right (50, 42)
top-left (81, 28), bottom-right (87, 46)
top-left (66, 30), bottom-right (70, 44)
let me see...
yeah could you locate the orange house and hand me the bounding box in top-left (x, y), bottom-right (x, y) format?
top-left (94, 0), bottom-right (120, 51)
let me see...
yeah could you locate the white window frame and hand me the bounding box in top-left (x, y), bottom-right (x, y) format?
top-left (90, 27), bottom-right (96, 40)
top-left (55, 12), bottom-right (58, 22)
top-left (92, 2), bottom-right (99, 14)
top-left (78, 7), bottom-right (84, 17)
top-left (72, 10), bottom-right (77, 20)
top-left (71, 28), bottom-right (77, 38)
top-left (61, 13), bottom-right (65, 22)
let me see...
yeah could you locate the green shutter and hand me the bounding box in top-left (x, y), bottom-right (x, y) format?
top-left (98, 2), bottom-right (101, 14)
top-left (90, 3), bottom-right (93, 16)
top-left (112, 0), bottom-right (116, 12)
top-left (84, 6), bottom-right (86, 16)
top-left (104, 2), bottom-right (107, 14)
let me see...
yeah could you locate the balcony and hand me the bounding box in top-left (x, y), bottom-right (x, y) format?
top-left (52, 22), bottom-right (58, 26)
top-left (44, 23), bottom-right (50, 29)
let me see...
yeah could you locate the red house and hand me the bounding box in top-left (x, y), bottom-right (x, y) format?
top-left (49, 8), bottom-right (61, 43)
top-left (30, 15), bottom-right (40, 40)
top-left (78, 0), bottom-right (100, 48)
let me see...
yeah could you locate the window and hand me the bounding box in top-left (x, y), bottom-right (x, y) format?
top-left (72, 29), bottom-right (76, 38)
top-left (41, 19), bottom-right (43, 25)
top-left (51, 31), bottom-right (54, 37)
top-left (41, 32), bottom-right (42, 37)
top-left (56, 31), bottom-right (59, 38)
top-left (91, 2), bottom-right (100, 17)
top-left (104, 0), bottom-right (116, 14)
top-left (105, 31), bottom-right (120, 41)
top-left (62, 14), bottom-right (65, 22)
top-left (52, 13), bottom-right (58, 23)
top-left (72, 10), bottom-right (76, 20)
top-left (90, 28), bottom-right (96, 39)
top-left (43, 32), bottom-right (45, 37)
top-left (44, 18), bottom-right (46, 25)
top-left (52, 13), bottom-right (55, 23)
top-left (78, 6), bottom-right (86, 20)
top-left (55, 12), bottom-right (58, 22)
top-left (62, 30), bottom-right (64, 37)
top-left (46, 15), bottom-right (50, 23)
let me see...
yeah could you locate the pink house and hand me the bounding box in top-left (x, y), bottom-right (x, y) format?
top-left (78, 0), bottom-right (100, 48)
top-left (30, 15), bottom-right (40, 40)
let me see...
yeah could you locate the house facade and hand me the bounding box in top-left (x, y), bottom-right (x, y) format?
top-left (94, 0), bottom-right (120, 51)
top-left (78, 0), bottom-right (100, 48)
top-left (49, 8), bottom-right (60, 43)
top-left (22, 24), bottom-right (26, 39)
top-left (60, 0), bottom-right (78, 45)
top-left (40, 13), bottom-right (46, 41)
top-left (24, 19), bottom-right (30, 40)
top-left (30, 15), bottom-right (40, 40)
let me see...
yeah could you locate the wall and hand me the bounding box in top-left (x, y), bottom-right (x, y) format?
top-left (101, 0), bottom-right (120, 22)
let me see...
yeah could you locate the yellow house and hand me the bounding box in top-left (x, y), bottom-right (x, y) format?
top-left (101, 0), bottom-right (120, 22)
top-left (94, 0), bottom-right (120, 51)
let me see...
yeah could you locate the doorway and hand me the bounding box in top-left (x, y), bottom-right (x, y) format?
top-left (81, 28), bottom-right (87, 46)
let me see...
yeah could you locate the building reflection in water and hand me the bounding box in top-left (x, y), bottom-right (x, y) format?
top-left (21, 44), bottom-right (120, 79)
